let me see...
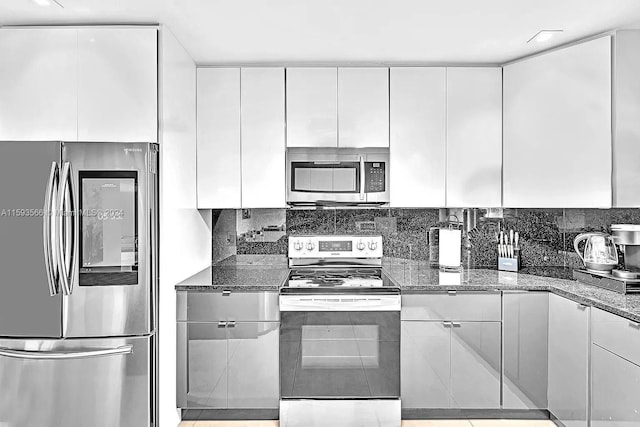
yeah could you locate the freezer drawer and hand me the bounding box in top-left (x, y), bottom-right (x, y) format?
top-left (0, 335), bottom-right (153, 427)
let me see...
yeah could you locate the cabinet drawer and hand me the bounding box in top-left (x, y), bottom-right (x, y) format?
top-left (401, 292), bottom-right (501, 321)
top-left (592, 307), bottom-right (640, 365)
top-left (177, 291), bottom-right (279, 322)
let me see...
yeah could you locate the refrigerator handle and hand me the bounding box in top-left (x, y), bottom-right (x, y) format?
top-left (0, 345), bottom-right (133, 360)
top-left (43, 162), bottom-right (60, 296)
top-left (56, 162), bottom-right (78, 296)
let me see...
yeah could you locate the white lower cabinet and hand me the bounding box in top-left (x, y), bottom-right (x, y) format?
top-left (502, 292), bottom-right (548, 409)
top-left (401, 320), bottom-right (500, 409)
top-left (591, 343), bottom-right (640, 426)
top-left (401, 321), bottom-right (450, 409)
top-left (177, 291), bottom-right (280, 410)
top-left (591, 307), bottom-right (640, 426)
top-left (548, 294), bottom-right (589, 427)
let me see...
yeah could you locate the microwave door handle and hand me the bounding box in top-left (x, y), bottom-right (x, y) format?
top-left (43, 162), bottom-right (59, 296)
top-left (359, 156), bottom-right (365, 201)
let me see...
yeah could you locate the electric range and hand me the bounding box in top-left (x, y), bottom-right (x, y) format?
top-left (279, 235), bottom-right (401, 427)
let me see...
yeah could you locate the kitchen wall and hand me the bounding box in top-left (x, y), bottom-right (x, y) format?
top-left (211, 207), bottom-right (640, 268)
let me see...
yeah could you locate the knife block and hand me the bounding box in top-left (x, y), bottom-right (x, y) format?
top-left (498, 251), bottom-right (520, 272)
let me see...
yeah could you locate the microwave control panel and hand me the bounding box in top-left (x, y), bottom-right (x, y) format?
top-left (365, 162), bottom-right (386, 193)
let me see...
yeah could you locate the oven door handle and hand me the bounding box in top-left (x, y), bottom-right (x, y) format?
top-left (279, 295), bottom-right (400, 312)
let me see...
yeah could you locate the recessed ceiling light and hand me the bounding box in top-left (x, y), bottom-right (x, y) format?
top-left (527, 30), bottom-right (563, 44)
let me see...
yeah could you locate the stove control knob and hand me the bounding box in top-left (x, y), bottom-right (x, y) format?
top-left (306, 241), bottom-right (316, 251)
top-left (368, 241), bottom-right (378, 250)
top-left (293, 241), bottom-right (303, 251)
top-left (357, 240), bottom-right (366, 251)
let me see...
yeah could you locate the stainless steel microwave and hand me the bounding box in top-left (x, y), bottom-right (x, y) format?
top-left (286, 147), bottom-right (390, 206)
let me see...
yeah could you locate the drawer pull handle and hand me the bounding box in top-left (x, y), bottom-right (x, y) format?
top-left (218, 321), bottom-right (227, 328)
top-left (443, 322), bottom-right (452, 328)
top-left (629, 321), bottom-right (640, 329)
top-left (577, 303), bottom-right (588, 310)
top-left (447, 291), bottom-right (457, 295)
top-left (451, 322), bottom-right (461, 327)
top-left (227, 321), bottom-right (236, 328)
top-left (222, 290), bottom-right (231, 296)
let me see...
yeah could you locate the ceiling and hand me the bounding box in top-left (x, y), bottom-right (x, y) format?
top-left (2, 0), bottom-right (640, 65)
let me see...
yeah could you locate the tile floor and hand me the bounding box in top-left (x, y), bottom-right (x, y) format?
top-left (179, 420), bottom-right (556, 427)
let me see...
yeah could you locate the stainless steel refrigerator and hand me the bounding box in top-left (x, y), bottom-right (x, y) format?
top-left (0, 141), bottom-right (158, 427)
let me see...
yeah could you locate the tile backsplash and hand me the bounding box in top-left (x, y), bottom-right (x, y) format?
top-left (211, 207), bottom-right (640, 268)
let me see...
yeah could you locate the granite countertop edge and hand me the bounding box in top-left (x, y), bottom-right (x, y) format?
top-left (175, 263), bottom-right (640, 322)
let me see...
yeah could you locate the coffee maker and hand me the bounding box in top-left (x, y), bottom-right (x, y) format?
top-left (574, 224), bottom-right (640, 294)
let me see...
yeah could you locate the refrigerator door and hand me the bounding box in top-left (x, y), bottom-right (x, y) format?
top-left (0, 141), bottom-right (63, 338)
top-left (61, 142), bottom-right (157, 337)
top-left (0, 335), bottom-right (153, 427)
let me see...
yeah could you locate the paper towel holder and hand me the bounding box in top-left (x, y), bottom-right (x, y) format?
top-left (439, 216), bottom-right (463, 272)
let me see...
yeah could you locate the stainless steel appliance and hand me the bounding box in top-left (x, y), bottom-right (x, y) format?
top-left (280, 235), bottom-right (401, 427)
top-left (0, 141), bottom-right (158, 427)
top-left (286, 147), bottom-right (390, 206)
top-left (573, 232), bottom-right (619, 273)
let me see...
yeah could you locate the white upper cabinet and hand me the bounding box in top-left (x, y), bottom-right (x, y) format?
top-left (196, 68), bottom-right (241, 209)
top-left (612, 30), bottom-right (640, 207)
top-left (446, 67), bottom-right (502, 208)
top-left (77, 27), bottom-right (158, 142)
top-left (389, 67), bottom-right (446, 207)
top-left (241, 68), bottom-right (286, 208)
top-left (286, 68), bottom-right (338, 147)
top-left (338, 67), bottom-right (389, 148)
top-left (503, 36), bottom-right (612, 208)
top-left (0, 28), bottom-right (77, 141)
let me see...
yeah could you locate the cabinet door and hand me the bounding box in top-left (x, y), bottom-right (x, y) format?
top-left (450, 322), bottom-right (501, 409)
top-left (77, 27), bottom-right (157, 142)
top-left (446, 67), bottom-right (502, 207)
top-left (196, 68), bottom-right (241, 208)
top-left (502, 292), bottom-right (549, 409)
top-left (241, 68), bottom-right (286, 208)
top-left (591, 344), bottom-right (640, 426)
top-left (177, 322), bottom-right (227, 409)
top-left (286, 68), bottom-right (337, 147)
top-left (548, 294), bottom-right (589, 427)
top-left (389, 67), bottom-right (446, 207)
top-left (338, 68), bottom-right (389, 148)
top-left (613, 30), bottom-right (640, 207)
top-left (503, 36), bottom-right (611, 208)
top-left (0, 28), bottom-right (77, 141)
top-left (227, 322), bottom-right (280, 409)
top-left (401, 321), bottom-right (450, 409)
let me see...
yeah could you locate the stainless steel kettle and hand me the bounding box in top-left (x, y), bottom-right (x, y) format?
top-left (573, 232), bottom-right (618, 273)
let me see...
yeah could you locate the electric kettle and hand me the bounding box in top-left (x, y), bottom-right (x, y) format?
top-left (573, 232), bottom-right (619, 272)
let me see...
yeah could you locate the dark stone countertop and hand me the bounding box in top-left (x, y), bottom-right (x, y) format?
top-left (384, 259), bottom-right (640, 322)
top-left (176, 256), bottom-right (640, 322)
top-left (175, 255), bottom-right (289, 292)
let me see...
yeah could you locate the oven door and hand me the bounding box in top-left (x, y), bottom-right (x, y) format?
top-left (280, 310), bottom-right (400, 399)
